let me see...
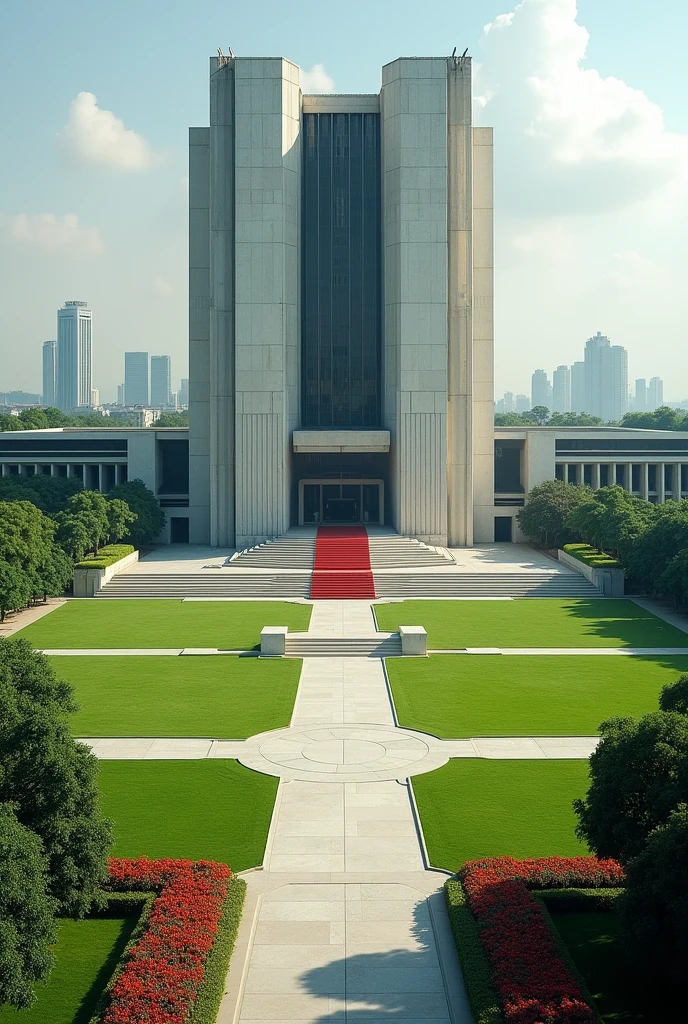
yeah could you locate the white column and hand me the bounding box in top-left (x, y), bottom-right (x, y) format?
top-left (98, 464), bottom-right (104, 492)
top-left (657, 462), bottom-right (665, 502)
top-left (562, 463), bottom-right (569, 483)
top-left (609, 462), bottom-right (616, 487)
top-left (641, 463), bottom-right (649, 500)
top-left (592, 463), bottom-right (601, 490)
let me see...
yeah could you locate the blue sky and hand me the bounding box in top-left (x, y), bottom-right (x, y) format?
top-left (1, 0), bottom-right (687, 401)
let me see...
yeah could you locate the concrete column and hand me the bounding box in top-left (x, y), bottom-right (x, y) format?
top-left (609, 462), bottom-right (616, 488)
top-left (471, 126), bottom-right (494, 543)
top-left (562, 463), bottom-right (568, 483)
top-left (657, 462), bottom-right (665, 502)
top-left (98, 464), bottom-right (104, 492)
top-left (66, 464), bottom-right (72, 478)
top-left (592, 463), bottom-right (601, 490)
top-left (641, 463), bottom-right (649, 500)
top-left (208, 59), bottom-right (236, 547)
top-left (447, 55), bottom-right (473, 548)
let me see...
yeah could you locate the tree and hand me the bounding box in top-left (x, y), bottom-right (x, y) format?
top-left (657, 549), bottom-right (688, 608)
top-left (29, 546), bottom-right (74, 603)
top-left (0, 561), bottom-right (31, 621)
top-left (155, 412), bottom-right (188, 427)
top-left (106, 498), bottom-right (137, 543)
top-left (0, 803), bottom-right (57, 1010)
top-left (617, 804), bottom-right (688, 983)
top-left (530, 405), bottom-right (550, 425)
top-left (624, 500), bottom-right (688, 592)
top-left (548, 413), bottom-right (603, 426)
top-left (573, 712), bottom-right (688, 864)
top-left (0, 475), bottom-right (82, 515)
top-left (53, 513), bottom-right (91, 561)
top-left (0, 501), bottom-right (55, 571)
top-left (107, 479), bottom-right (165, 546)
top-left (65, 491), bottom-right (110, 553)
top-left (659, 674), bottom-right (688, 716)
top-left (516, 479), bottom-right (590, 548)
top-left (0, 639), bottom-right (113, 916)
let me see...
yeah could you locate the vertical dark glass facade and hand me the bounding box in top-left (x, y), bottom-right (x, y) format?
top-left (302, 112), bottom-right (382, 427)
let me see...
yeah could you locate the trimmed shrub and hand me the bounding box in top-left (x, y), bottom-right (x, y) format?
top-left (563, 543), bottom-right (622, 569)
top-left (444, 878), bottom-right (501, 1024)
top-left (190, 877), bottom-right (247, 1024)
top-left (75, 544), bottom-right (135, 570)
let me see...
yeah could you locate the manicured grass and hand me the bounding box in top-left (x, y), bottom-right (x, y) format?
top-left (0, 916), bottom-right (137, 1024)
top-left (375, 598), bottom-right (688, 649)
top-left (551, 910), bottom-right (676, 1022)
top-left (51, 655), bottom-right (301, 738)
top-left (15, 599), bottom-right (312, 650)
top-left (387, 654), bottom-right (688, 737)
top-left (413, 760), bottom-right (590, 871)
top-left (98, 760), bottom-right (278, 870)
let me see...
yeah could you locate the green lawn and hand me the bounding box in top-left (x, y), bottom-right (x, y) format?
top-left (387, 654), bottom-right (688, 737)
top-left (15, 599), bottom-right (312, 650)
top-left (412, 760), bottom-right (590, 871)
top-left (551, 910), bottom-right (676, 1022)
top-left (375, 599), bottom-right (688, 649)
top-left (52, 655), bottom-right (301, 737)
top-left (0, 916), bottom-right (136, 1024)
top-left (99, 760), bottom-right (278, 870)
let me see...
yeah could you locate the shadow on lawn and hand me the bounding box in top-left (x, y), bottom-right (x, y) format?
top-left (72, 913), bottom-right (138, 1024)
top-left (559, 599), bottom-right (688, 648)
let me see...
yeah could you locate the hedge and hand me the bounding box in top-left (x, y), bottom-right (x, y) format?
top-left (75, 545), bottom-right (135, 570)
top-left (88, 892), bottom-right (156, 1024)
top-left (190, 876), bottom-right (247, 1024)
top-left (563, 543), bottom-right (622, 570)
top-left (444, 879), bottom-right (502, 1024)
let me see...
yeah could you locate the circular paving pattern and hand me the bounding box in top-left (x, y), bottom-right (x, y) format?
top-left (238, 725), bottom-right (449, 783)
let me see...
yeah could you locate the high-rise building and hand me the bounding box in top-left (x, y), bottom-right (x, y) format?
top-left (150, 355), bottom-right (172, 407)
top-left (91, 387), bottom-right (100, 407)
top-left (552, 365), bottom-right (571, 413)
top-left (42, 340), bottom-right (57, 406)
top-left (515, 394), bottom-right (530, 414)
top-left (117, 384), bottom-right (124, 406)
top-left (571, 361), bottom-right (585, 413)
top-left (634, 379), bottom-right (647, 412)
top-left (531, 369), bottom-right (552, 411)
top-left (188, 53), bottom-right (494, 547)
top-left (56, 301), bottom-right (92, 411)
top-left (584, 332), bottom-right (628, 423)
top-left (179, 378), bottom-right (189, 409)
top-left (648, 377), bottom-right (664, 411)
top-left (124, 352), bottom-right (149, 406)
top-left (503, 392), bottom-right (515, 413)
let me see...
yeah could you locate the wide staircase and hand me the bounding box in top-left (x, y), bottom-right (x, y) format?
top-left (284, 634), bottom-right (402, 658)
top-left (373, 571), bottom-right (600, 598)
top-left (229, 534), bottom-right (316, 569)
top-left (368, 534), bottom-right (452, 568)
top-left (96, 572), bottom-right (312, 599)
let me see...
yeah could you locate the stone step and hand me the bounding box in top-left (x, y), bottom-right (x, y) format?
top-left (284, 636), bottom-right (403, 657)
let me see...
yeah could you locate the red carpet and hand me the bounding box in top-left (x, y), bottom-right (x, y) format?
top-left (310, 525), bottom-right (376, 599)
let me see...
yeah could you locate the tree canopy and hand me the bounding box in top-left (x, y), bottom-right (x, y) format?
top-left (107, 479), bottom-right (165, 546)
top-left (515, 479), bottom-right (591, 548)
top-left (0, 639), bottom-right (113, 917)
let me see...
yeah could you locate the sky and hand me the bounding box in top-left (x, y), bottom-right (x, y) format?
top-left (1, 0), bottom-right (687, 403)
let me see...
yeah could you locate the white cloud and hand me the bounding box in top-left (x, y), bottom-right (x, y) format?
top-left (476, 0), bottom-right (688, 215)
top-left (1, 212), bottom-right (105, 255)
top-left (300, 64), bottom-right (334, 94)
top-left (58, 92), bottom-right (157, 170)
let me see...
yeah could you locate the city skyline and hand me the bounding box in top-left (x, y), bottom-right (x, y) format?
top-left (1, 0), bottom-right (688, 401)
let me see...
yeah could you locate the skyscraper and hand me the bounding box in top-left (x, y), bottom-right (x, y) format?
top-left (56, 301), bottom-right (92, 411)
top-left (188, 53), bottom-right (494, 547)
top-left (531, 369), bottom-right (552, 411)
top-left (117, 384), bottom-right (124, 406)
top-left (584, 332), bottom-right (628, 422)
top-left (124, 352), bottom-right (149, 406)
top-left (515, 394), bottom-right (530, 413)
top-left (552, 365), bottom-right (571, 413)
top-left (179, 378), bottom-right (189, 409)
top-left (634, 379), bottom-right (647, 412)
top-left (42, 340), bottom-right (57, 406)
top-left (648, 377), bottom-right (664, 411)
top-left (150, 355), bottom-right (172, 407)
top-left (571, 361), bottom-right (585, 413)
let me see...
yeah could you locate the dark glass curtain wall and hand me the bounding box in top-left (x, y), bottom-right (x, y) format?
top-left (301, 112), bottom-right (382, 428)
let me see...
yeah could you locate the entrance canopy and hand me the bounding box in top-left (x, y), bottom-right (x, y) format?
top-left (292, 430), bottom-right (390, 453)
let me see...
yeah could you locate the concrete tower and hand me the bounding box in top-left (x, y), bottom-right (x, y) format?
top-left (56, 301), bottom-right (92, 411)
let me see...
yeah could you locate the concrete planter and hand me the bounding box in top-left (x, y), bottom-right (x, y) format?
top-left (558, 549), bottom-right (625, 597)
top-left (73, 550), bottom-right (139, 597)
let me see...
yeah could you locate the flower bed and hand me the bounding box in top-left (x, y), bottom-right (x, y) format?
top-left (101, 857), bottom-right (234, 1024)
top-left (453, 856), bottom-right (625, 1024)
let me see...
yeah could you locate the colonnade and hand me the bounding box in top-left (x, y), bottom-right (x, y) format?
top-left (0, 462), bottom-right (128, 492)
top-left (556, 461), bottom-right (688, 502)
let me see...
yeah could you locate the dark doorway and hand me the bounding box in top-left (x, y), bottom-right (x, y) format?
top-left (170, 517), bottom-right (189, 543)
top-left (494, 516), bottom-right (513, 542)
top-left (323, 498), bottom-right (358, 523)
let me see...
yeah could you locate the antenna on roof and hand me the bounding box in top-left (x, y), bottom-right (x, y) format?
top-left (217, 46), bottom-right (231, 66)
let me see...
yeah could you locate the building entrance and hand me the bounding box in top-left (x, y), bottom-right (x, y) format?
top-left (298, 479), bottom-right (384, 526)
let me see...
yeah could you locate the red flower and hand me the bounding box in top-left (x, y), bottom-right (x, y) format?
top-left (458, 856), bottom-right (624, 1024)
top-left (102, 858), bottom-right (231, 1023)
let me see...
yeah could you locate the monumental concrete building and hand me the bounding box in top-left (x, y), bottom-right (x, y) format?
top-left (56, 301), bottom-right (92, 411)
top-left (188, 53), bottom-right (494, 548)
